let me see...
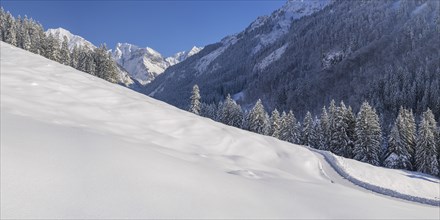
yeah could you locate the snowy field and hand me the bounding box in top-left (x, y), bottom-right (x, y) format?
top-left (1, 42), bottom-right (439, 219)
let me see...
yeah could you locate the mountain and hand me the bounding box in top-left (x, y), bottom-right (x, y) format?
top-left (145, 0), bottom-right (440, 122)
top-left (112, 43), bottom-right (202, 85)
top-left (1, 41), bottom-right (438, 218)
top-left (45, 28), bottom-right (137, 87)
top-left (166, 46), bottom-right (204, 66)
top-left (46, 28), bottom-right (96, 50)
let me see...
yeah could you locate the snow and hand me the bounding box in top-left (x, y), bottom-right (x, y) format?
top-left (46, 28), bottom-right (96, 50)
top-left (312, 149), bottom-right (440, 205)
top-left (1, 42), bottom-right (439, 219)
top-left (166, 46), bottom-right (203, 66)
top-left (195, 35), bottom-right (237, 74)
top-left (254, 44), bottom-right (288, 71)
top-left (252, 0), bottom-right (331, 54)
top-left (113, 43), bottom-right (202, 85)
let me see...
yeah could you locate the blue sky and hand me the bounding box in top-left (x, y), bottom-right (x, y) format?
top-left (2, 0), bottom-right (285, 56)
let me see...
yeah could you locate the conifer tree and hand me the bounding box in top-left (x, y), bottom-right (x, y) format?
top-left (60, 36), bottom-right (70, 65)
top-left (319, 107), bottom-right (330, 150)
top-left (20, 16), bottom-right (31, 50)
top-left (329, 102), bottom-right (350, 157)
top-left (70, 45), bottom-right (79, 68)
top-left (415, 109), bottom-right (439, 176)
top-left (310, 117), bottom-right (322, 149)
top-left (270, 109), bottom-right (281, 139)
top-left (384, 113), bottom-right (411, 169)
top-left (302, 111), bottom-right (314, 146)
top-left (384, 107), bottom-right (416, 170)
top-left (354, 101), bottom-right (382, 166)
top-left (219, 94), bottom-right (243, 128)
top-left (279, 110), bottom-right (300, 144)
top-left (201, 102), bottom-right (218, 120)
top-left (4, 11), bottom-right (17, 46)
top-left (246, 99), bottom-right (269, 135)
top-left (190, 84), bottom-right (201, 115)
top-left (0, 7), bottom-right (5, 41)
top-left (44, 33), bottom-right (60, 62)
top-left (345, 106), bottom-right (357, 157)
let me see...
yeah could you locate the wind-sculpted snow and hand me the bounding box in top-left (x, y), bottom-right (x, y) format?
top-left (1, 42), bottom-right (439, 219)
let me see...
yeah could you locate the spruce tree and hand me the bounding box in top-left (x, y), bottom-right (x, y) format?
top-left (401, 108), bottom-right (417, 169)
top-left (319, 107), bottom-right (330, 150)
top-left (270, 109), bottom-right (281, 139)
top-left (189, 84), bottom-right (201, 115)
top-left (201, 102), bottom-right (218, 120)
top-left (70, 45), bottom-right (79, 68)
top-left (309, 117), bottom-right (322, 149)
top-left (329, 102), bottom-right (350, 157)
top-left (384, 113), bottom-right (411, 169)
top-left (354, 101), bottom-right (382, 166)
top-left (60, 36), bottom-right (70, 65)
top-left (4, 11), bottom-right (17, 46)
top-left (246, 99), bottom-right (269, 135)
top-left (415, 109), bottom-right (439, 176)
top-left (302, 111), bottom-right (313, 146)
top-left (345, 106), bottom-right (357, 158)
top-left (279, 110), bottom-right (300, 144)
top-left (219, 94), bottom-right (243, 128)
top-left (44, 33), bottom-right (60, 62)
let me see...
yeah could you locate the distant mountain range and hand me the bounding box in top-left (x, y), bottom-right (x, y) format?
top-left (45, 28), bottom-right (203, 86)
top-left (112, 43), bottom-right (202, 85)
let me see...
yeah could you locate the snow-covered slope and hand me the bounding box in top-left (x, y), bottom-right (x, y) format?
top-left (46, 28), bottom-right (96, 50)
top-left (112, 43), bottom-right (202, 85)
top-left (1, 42), bottom-right (439, 219)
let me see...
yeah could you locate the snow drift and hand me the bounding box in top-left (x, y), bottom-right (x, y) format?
top-left (1, 42), bottom-right (439, 219)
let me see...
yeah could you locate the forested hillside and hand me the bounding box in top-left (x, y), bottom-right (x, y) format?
top-left (146, 0), bottom-right (440, 125)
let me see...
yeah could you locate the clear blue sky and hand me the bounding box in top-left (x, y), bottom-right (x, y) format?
top-left (2, 0), bottom-right (285, 56)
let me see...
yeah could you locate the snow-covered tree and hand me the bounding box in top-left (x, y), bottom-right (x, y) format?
top-left (59, 36), bottom-right (70, 65)
top-left (3, 11), bottom-right (17, 46)
top-left (189, 84), bottom-right (201, 115)
top-left (94, 44), bottom-right (118, 82)
top-left (345, 106), bottom-right (357, 157)
top-left (70, 45), bottom-right (79, 68)
top-left (354, 101), bottom-right (382, 166)
top-left (245, 99), bottom-right (269, 135)
top-left (219, 94), bottom-right (243, 128)
top-left (270, 109), bottom-right (281, 139)
top-left (19, 16), bottom-right (31, 50)
top-left (329, 102), bottom-right (350, 157)
top-left (384, 113), bottom-right (412, 169)
top-left (415, 109), bottom-right (439, 176)
top-left (44, 33), bottom-right (60, 62)
top-left (77, 46), bottom-right (95, 74)
top-left (201, 102), bottom-right (218, 120)
top-left (279, 110), bottom-right (300, 144)
top-left (309, 116), bottom-right (322, 149)
top-left (384, 107), bottom-right (415, 170)
top-left (301, 111), bottom-right (313, 146)
top-left (319, 107), bottom-right (330, 150)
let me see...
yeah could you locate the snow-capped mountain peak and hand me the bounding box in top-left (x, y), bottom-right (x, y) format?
top-left (45, 27), bottom-right (96, 50)
top-left (113, 43), bottom-right (202, 85)
top-left (166, 46), bottom-right (204, 65)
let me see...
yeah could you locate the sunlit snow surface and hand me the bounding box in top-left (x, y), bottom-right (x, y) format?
top-left (1, 42), bottom-right (439, 219)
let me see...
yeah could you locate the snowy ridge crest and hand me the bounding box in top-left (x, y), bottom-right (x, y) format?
top-left (45, 28), bottom-right (96, 50)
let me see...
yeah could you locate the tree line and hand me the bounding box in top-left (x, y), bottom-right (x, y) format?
top-left (190, 85), bottom-right (440, 177)
top-left (0, 8), bottom-right (118, 83)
